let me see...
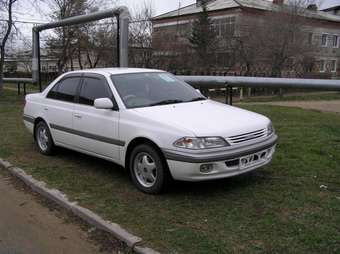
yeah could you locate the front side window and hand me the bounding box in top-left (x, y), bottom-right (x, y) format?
top-left (79, 77), bottom-right (112, 106)
top-left (111, 72), bottom-right (205, 109)
top-left (47, 77), bottom-right (80, 102)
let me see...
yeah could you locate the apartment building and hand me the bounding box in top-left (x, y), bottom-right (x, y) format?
top-left (152, 0), bottom-right (340, 78)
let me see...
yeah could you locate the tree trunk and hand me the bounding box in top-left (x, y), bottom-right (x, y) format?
top-left (0, 46), bottom-right (5, 94)
top-left (77, 46), bottom-right (83, 70)
top-left (0, 0), bottom-right (16, 95)
top-left (86, 50), bottom-right (93, 68)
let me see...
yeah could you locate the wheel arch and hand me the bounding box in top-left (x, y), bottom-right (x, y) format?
top-left (124, 137), bottom-right (168, 173)
top-left (33, 117), bottom-right (53, 142)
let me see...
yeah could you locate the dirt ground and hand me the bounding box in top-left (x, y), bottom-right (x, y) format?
top-left (249, 100), bottom-right (340, 114)
top-left (0, 171), bottom-right (126, 254)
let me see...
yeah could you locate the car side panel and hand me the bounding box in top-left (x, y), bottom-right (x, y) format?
top-left (23, 94), bottom-right (43, 134)
top-left (72, 104), bottom-right (121, 161)
top-left (43, 98), bottom-right (75, 146)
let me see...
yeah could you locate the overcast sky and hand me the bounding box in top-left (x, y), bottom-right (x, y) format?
top-left (118, 0), bottom-right (196, 16)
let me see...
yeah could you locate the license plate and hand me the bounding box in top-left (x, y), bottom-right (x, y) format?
top-left (239, 149), bottom-right (270, 169)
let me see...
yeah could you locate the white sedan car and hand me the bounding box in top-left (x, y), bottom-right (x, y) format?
top-left (23, 68), bottom-right (277, 194)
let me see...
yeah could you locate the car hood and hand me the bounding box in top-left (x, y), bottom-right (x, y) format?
top-left (132, 100), bottom-right (270, 137)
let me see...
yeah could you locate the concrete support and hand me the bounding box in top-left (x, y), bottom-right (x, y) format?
top-left (119, 7), bottom-right (130, 68)
top-left (32, 29), bottom-right (41, 90)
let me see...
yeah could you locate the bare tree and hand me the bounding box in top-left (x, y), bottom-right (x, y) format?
top-left (262, 2), bottom-right (313, 77)
top-left (76, 21), bottom-right (116, 69)
top-left (129, 2), bottom-right (153, 68)
top-left (0, 0), bottom-right (17, 94)
top-left (45, 0), bottom-right (89, 74)
top-left (230, 22), bottom-right (264, 76)
top-left (228, 0), bottom-right (317, 77)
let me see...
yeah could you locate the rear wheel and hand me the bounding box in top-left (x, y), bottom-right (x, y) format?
top-left (35, 121), bottom-right (54, 155)
top-left (129, 144), bottom-right (170, 194)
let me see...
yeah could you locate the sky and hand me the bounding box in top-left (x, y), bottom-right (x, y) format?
top-left (117, 0), bottom-right (196, 16)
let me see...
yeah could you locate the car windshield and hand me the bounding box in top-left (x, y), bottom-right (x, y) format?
top-left (111, 72), bottom-right (206, 109)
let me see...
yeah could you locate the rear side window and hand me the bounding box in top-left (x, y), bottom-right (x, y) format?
top-left (79, 77), bottom-right (112, 106)
top-left (47, 77), bottom-right (80, 103)
top-left (47, 83), bottom-right (60, 99)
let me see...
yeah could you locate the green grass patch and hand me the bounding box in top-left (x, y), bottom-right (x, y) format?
top-left (241, 92), bottom-right (340, 103)
top-left (1, 90), bottom-right (340, 253)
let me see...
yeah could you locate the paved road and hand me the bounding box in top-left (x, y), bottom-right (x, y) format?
top-left (248, 100), bottom-right (340, 114)
top-left (0, 173), bottom-right (112, 254)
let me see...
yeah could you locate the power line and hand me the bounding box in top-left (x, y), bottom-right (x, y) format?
top-left (0, 19), bottom-right (47, 25)
top-left (0, 18), bottom-right (151, 26)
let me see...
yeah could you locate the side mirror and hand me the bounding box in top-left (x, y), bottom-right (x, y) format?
top-left (94, 98), bottom-right (114, 110)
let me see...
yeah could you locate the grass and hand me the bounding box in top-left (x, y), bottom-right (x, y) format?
top-left (240, 91), bottom-right (340, 103)
top-left (1, 89), bottom-right (340, 253)
top-left (3, 81), bottom-right (52, 94)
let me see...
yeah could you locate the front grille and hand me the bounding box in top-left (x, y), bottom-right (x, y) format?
top-left (226, 129), bottom-right (267, 145)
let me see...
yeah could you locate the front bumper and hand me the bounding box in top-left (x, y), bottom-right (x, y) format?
top-left (163, 134), bottom-right (278, 181)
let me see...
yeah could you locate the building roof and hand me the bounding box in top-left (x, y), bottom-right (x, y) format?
top-left (319, 0), bottom-right (340, 11)
top-left (152, 0), bottom-right (340, 23)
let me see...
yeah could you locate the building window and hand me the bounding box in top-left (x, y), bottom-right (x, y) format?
top-left (319, 60), bottom-right (326, 72)
top-left (212, 16), bottom-right (236, 37)
top-left (321, 34), bottom-right (328, 47)
top-left (330, 60), bottom-right (337, 72)
top-left (332, 35), bottom-right (339, 48)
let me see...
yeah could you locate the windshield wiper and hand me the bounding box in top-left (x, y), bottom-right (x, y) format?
top-left (188, 97), bottom-right (207, 102)
top-left (149, 99), bottom-right (184, 107)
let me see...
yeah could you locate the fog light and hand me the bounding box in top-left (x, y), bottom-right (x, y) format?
top-left (267, 147), bottom-right (275, 158)
top-left (200, 164), bottom-right (214, 174)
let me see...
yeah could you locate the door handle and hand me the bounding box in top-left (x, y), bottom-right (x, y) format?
top-left (44, 107), bottom-right (48, 111)
top-left (74, 114), bottom-right (82, 119)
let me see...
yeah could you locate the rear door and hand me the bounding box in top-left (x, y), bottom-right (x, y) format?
top-left (72, 73), bottom-right (121, 160)
top-left (44, 75), bottom-right (82, 146)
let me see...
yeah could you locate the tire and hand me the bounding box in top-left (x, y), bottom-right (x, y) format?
top-left (35, 121), bottom-right (54, 155)
top-left (129, 144), bottom-right (170, 194)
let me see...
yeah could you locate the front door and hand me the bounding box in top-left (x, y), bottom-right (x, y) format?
top-left (72, 74), bottom-right (121, 161)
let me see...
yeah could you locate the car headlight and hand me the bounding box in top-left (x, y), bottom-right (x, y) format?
top-left (173, 137), bottom-right (229, 150)
top-left (267, 123), bottom-right (274, 136)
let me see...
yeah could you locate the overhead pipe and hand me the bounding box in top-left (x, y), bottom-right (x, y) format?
top-left (179, 76), bottom-right (340, 90)
top-left (32, 6), bottom-right (131, 90)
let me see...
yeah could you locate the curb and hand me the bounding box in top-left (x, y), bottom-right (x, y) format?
top-left (0, 158), bottom-right (160, 254)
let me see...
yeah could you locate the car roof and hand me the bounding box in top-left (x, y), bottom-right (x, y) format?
top-left (65, 68), bottom-right (165, 76)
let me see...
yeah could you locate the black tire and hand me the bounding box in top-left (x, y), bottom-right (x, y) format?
top-left (129, 144), bottom-right (170, 194)
top-left (34, 121), bottom-right (55, 155)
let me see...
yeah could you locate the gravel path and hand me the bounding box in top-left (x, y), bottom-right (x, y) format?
top-left (0, 172), bottom-right (121, 254)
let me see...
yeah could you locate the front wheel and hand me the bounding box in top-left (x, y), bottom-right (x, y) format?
top-left (129, 144), bottom-right (170, 194)
top-left (35, 121), bottom-right (54, 155)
